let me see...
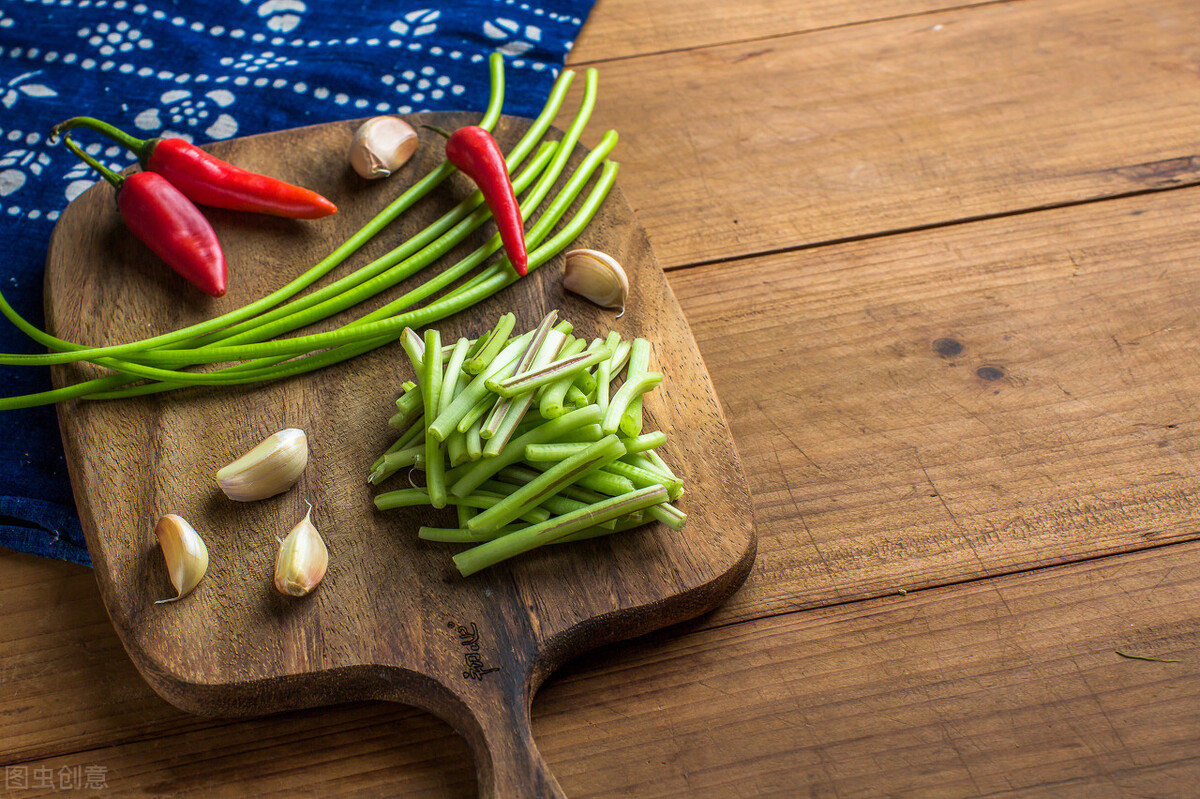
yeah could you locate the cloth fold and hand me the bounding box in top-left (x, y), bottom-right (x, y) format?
top-left (0, 0), bottom-right (596, 564)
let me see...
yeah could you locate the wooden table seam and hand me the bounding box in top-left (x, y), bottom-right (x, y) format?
top-left (568, 0), bottom-right (1031, 68)
top-left (659, 179), bottom-right (1200, 274)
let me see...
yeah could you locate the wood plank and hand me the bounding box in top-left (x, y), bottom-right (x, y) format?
top-left (11, 537), bottom-right (1200, 796)
top-left (540, 541), bottom-right (1200, 797)
top-left (671, 185), bottom-right (1200, 621)
top-left (8, 185), bottom-right (1200, 763)
top-left (570, 0), bottom-right (991, 63)
top-left (0, 552), bottom-right (199, 762)
top-left (11, 0), bottom-right (1200, 764)
top-left (560, 0), bottom-right (1200, 268)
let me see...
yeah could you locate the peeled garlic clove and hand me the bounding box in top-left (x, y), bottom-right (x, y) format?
top-left (274, 505), bottom-right (329, 597)
top-left (154, 514), bottom-right (208, 603)
top-left (217, 428), bottom-right (308, 502)
top-left (348, 116), bottom-right (419, 179)
top-left (562, 249), bottom-right (630, 317)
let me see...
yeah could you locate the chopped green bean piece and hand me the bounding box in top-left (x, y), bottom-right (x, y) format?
top-left (447, 430), bottom-right (470, 468)
top-left (419, 525), bottom-right (520, 543)
top-left (565, 384), bottom-right (589, 409)
top-left (450, 405), bottom-right (603, 497)
top-left (453, 486), bottom-right (669, 576)
top-left (368, 444), bottom-right (423, 485)
top-left (439, 338), bottom-right (471, 416)
top-left (481, 312), bottom-right (559, 439)
top-left (556, 514), bottom-right (648, 543)
top-left (483, 329), bottom-right (566, 454)
top-left (394, 380), bottom-right (420, 411)
top-left (430, 332), bottom-right (532, 440)
top-left (491, 333), bottom-right (616, 399)
top-left (601, 371), bottom-right (662, 436)
top-left (464, 312), bottom-right (516, 374)
top-left (421, 329), bottom-right (446, 508)
top-left (526, 431), bottom-right (666, 461)
top-left (642, 447), bottom-right (678, 480)
top-left (468, 435), bottom-right (626, 535)
top-left (465, 416), bottom-right (484, 461)
top-left (554, 424), bottom-right (604, 443)
top-left (571, 338), bottom-right (604, 396)
top-left (603, 460), bottom-right (683, 500)
top-left (536, 336), bottom-right (587, 417)
top-left (645, 501), bottom-right (687, 530)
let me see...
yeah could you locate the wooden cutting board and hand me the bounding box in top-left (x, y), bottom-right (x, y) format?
top-left (43, 113), bottom-right (755, 797)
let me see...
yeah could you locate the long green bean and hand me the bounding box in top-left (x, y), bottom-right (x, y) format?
top-left (0, 53), bottom-right (512, 366)
top-left (0, 155), bottom-right (620, 408)
top-left (0, 61), bottom-right (603, 407)
top-left (61, 127), bottom-right (614, 385)
top-left (99, 128), bottom-right (613, 386)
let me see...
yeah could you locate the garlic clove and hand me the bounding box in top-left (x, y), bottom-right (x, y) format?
top-left (154, 514), bottom-right (209, 603)
top-left (562, 249), bottom-right (630, 317)
top-left (348, 116), bottom-right (419, 179)
top-left (217, 428), bottom-right (308, 502)
top-left (274, 504), bottom-right (329, 597)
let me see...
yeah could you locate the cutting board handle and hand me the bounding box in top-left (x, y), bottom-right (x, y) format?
top-left (466, 687), bottom-right (564, 799)
top-left (370, 659), bottom-right (563, 796)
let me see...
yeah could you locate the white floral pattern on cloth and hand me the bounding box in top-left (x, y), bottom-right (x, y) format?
top-left (0, 0), bottom-right (596, 565)
top-left (390, 8), bottom-right (440, 37)
top-left (484, 17), bottom-right (542, 56)
top-left (0, 0), bottom-right (589, 224)
top-left (2, 71), bottom-right (57, 109)
top-left (252, 0), bottom-right (307, 34)
top-left (133, 88), bottom-right (240, 142)
top-left (79, 19), bottom-right (155, 56)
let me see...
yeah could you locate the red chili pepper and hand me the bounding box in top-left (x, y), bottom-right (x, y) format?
top-left (443, 126), bottom-right (528, 277)
top-left (52, 117), bottom-right (337, 220)
top-left (61, 135), bottom-right (227, 297)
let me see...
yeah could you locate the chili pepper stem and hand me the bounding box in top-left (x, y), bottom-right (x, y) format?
top-left (51, 117), bottom-right (151, 161)
top-left (60, 134), bottom-right (124, 189)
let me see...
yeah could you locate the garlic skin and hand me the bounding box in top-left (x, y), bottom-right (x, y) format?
top-left (274, 505), bottom-right (329, 597)
top-left (154, 514), bottom-right (209, 603)
top-left (217, 428), bottom-right (308, 502)
top-left (562, 249), bottom-right (630, 317)
top-left (349, 116), bottom-right (419, 179)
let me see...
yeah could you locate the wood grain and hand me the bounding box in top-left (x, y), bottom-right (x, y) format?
top-left (569, 0), bottom-right (993, 62)
top-left (562, 0), bottom-right (1200, 269)
top-left (672, 185), bottom-right (1200, 622)
top-left (0, 553), bottom-right (199, 764)
top-left (40, 114), bottom-right (754, 797)
top-left (10, 180), bottom-right (1200, 769)
top-left (12, 539), bottom-right (1200, 796)
top-left (7, 0), bottom-right (1200, 792)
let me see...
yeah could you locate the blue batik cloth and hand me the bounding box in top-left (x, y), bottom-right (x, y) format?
top-left (0, 0), bottom-right (595, 564)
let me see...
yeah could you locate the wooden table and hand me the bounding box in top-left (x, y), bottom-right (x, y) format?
top-left (5, 0), bottom-right (1200, 794)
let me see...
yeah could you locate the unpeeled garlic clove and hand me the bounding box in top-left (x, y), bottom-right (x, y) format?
top-left (562, 249), bottom-right (630, 317)
top-left (349, 116), bottom-right (419, 179)
top-left (154, 514), bottom-right (208, 603)
top-left (274, 504), bottom-right (329, 597)
top-left (217, 428), bottom-right (308, 502)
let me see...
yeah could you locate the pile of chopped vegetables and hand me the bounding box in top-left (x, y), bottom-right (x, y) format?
top-left (371, 311), bottom-right (686, 576)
